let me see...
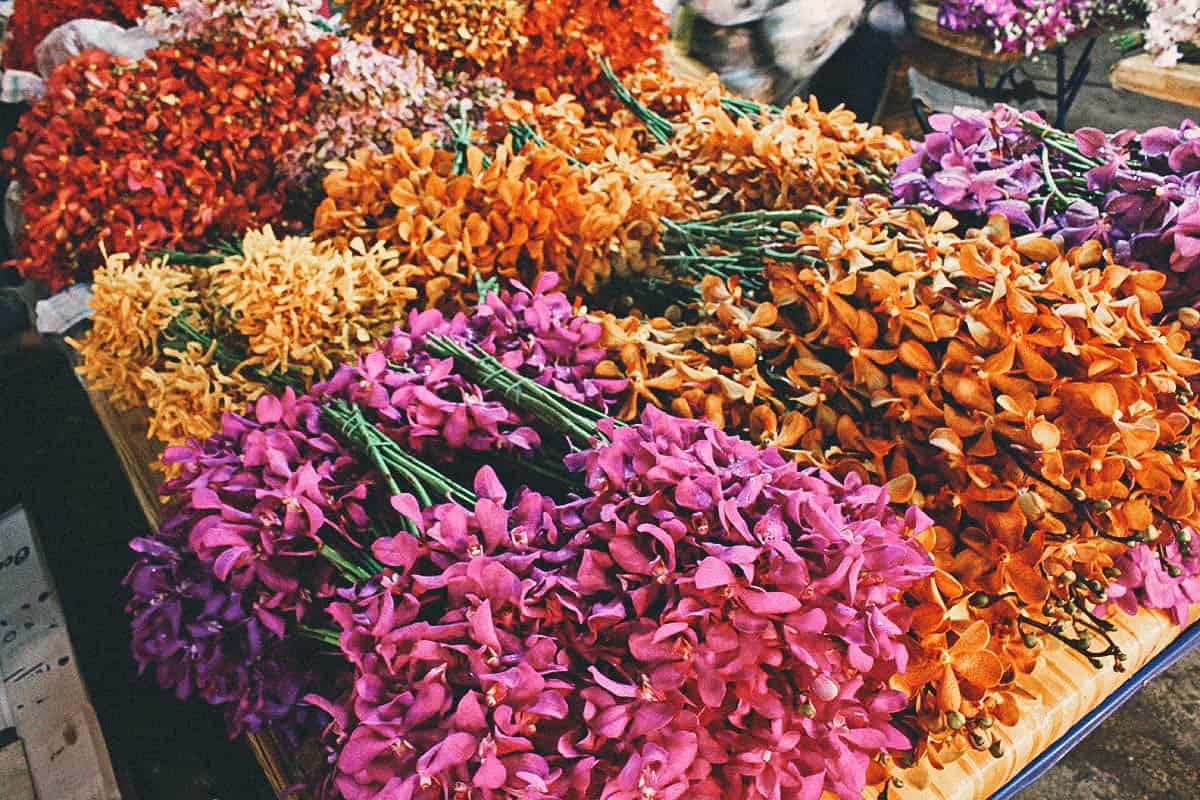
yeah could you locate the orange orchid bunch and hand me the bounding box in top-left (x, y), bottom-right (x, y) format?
top-left (313, 127), bottom-right (693, 296)
top-left (342, 0), bottom-right (667, 106)
top-left (71, 229), bottom-right (417, 449)
top-left (342, 0), bottom-right (527, 72)
top-left (597, 197), bottom-right (1200, 763)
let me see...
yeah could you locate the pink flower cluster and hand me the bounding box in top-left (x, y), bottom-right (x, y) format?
top-left (310, 407), bottom-right (935, 800)
top-left (314, 274), bottom-right (626, 457)
top-left (1101, 533), bottom-right (1200, 625)
top-left (141, 0), bottom-right (332, 47)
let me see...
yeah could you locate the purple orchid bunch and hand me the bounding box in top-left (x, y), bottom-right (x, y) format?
top-left (313, 273), bottom-right (627, 458)
top-left (891, 104), bottom-right (1200, 307)
top-left (125, 389), bottom-right (373, 738)
top-left (937, 0), bottom-right (1144, 55)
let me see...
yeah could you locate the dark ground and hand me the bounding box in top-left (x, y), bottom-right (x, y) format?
top-left (0, 341), bottom-right (275, 800)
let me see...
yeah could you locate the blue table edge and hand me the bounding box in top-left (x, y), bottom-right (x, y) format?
top-left (989, 615), bottom-right (1200, 798)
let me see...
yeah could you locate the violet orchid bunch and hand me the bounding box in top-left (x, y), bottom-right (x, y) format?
top-left (892, 104), bottom-right (1200, 307)
top-left (937, 0), bottom-right (1144, 56)
top-left (125, 520), bottom-right (317, 740)
top-left (314, 274), bottom-right (626, 457)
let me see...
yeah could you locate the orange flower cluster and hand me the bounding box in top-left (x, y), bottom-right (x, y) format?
top-left (313, 128), bottom-right (692, 296)
top-left (71, 229), bottom-right (417, 448)
top-left (342, 0), bottom-right (667, 106)
top-left (656, 78), bottom-right (911, 213)
top-left (342, 0), bottom-right (527, 72)
top-left (598, 198), bottom-right (1200, 762)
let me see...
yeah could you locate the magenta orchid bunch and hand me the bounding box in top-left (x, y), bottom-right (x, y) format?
top-left (558, 407), bottom-right (935, 800)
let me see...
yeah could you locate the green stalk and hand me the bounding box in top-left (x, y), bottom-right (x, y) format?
top-left (322, 400), bottom-right (477, 509)
top-left (318, 543), bottom-right (379, 583)
top-left (423, 334), bottom-right (615, 449)
top-left (161, 310), bottom-right (304, 391)
top-left (297, 624), bottom-right (341, 647)
top-left (598, 57), bottom-right (674, 144)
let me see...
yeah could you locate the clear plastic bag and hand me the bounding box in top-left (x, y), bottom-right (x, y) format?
top-left (34, 19), bottom-right (158, 78)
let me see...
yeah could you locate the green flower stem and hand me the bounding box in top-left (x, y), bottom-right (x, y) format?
top-left (508, 121), bottom-right (585, 167)
top-left (599, 57), bottom-right (674, 144)
top-left (318, 543), bottom-right (378, 583)
top-left (323, 400), bottom-right (476, 509)
top-left (297, 624), bottom-right (341, 647)
top-left (423, 334), bottom-right (614, 449)
top-left (162, 312), bottom-right (304, 391)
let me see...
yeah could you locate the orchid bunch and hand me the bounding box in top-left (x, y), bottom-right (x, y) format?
top-left (280, 37), bottom-right (508, 202)
top-left (603, 197), bottom-right (1200, 760)
top-left (140, 0), bottom-right (333, 47)
top-left (1140, 0), bottom-right (1200, 67)
top-left (891, 104), bottom-right (1200, 309)
top-left (305, 393), bottom-right (934, 800)
top-left (936, 0), bottom-right (1145, 56)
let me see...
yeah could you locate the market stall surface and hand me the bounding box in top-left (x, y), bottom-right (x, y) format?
top-left (0, 330), bottom-right (1197, 800)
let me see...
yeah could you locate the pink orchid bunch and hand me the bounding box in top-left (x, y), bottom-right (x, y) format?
top-left (1100, 531), bottom-right (1200, 625)
top-left (558, 407), bottom-right (935, 800)
top-left (280, 37), bottom-right (508, 199)
top-left (141, 0), bottom-right (333, 47)
top-left (308, 468), bottom-right (589, 800)
top-left (310, 405), bottom-right (934, 800)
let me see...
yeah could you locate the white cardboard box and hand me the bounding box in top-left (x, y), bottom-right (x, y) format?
top-left (0, 505), bottom-right (120, 800)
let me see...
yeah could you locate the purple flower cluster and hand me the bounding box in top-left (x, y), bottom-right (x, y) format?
top-left (1100, 533), bottom-right (1200, 626)
top-left (125, 519), bottom-right (315, 740)
top-left (892, 105), bottom-right (1200, 307)
top-left (314, 274), bottom-right (626, 456)
top-left (937, 0), bottom-right (1142, 55)
top-left (310, 408), bottom-right (935, 800)
top-left (126, 388), bottom-right (376, 735)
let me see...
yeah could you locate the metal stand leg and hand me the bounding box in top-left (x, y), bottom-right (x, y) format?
top-left (1053, 37), bottom-right (1096, 127)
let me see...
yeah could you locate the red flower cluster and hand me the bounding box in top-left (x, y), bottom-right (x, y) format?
top-left (2, 0), bottom-right (163, 72)
top-left (4, 39), bottom-right (334, 288)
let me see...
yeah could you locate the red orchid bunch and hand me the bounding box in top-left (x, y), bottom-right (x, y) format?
top-left (4, 38), bottom-right (333, 288)
top-left (2, 0), bottom-right (164, 72)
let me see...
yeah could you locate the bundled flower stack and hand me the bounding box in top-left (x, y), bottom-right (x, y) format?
top-left (891, 104), bottom-right (1200, 315)
top-left (935, 0), bottom-right (1144, 56)
top-left (3, 0), bottom-right (507, 289)
top-left (1121, 0), bottom-right (1200, 66)
top-left (20, 2), bottom-right (1200, 799)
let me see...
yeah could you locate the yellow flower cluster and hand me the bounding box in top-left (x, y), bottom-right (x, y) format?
top-left (71, 229), bottom-right (417, 448)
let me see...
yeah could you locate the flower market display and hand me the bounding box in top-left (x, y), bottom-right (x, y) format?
top-left (9, 2), bottom-right (1200, 799)
top-left (3, 0), bottom-right (507, 289)
top-left (934, 0), bottom-right (1144, 56)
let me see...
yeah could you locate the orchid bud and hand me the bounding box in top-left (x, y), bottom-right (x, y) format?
top-left (989, 741), bottom-right (1005, 758)
top-left (1018, 490), bottom-right (1046, 520)
top-left (812, 675), bottom-right (840, 702)
top-left (946, 711), bottom-right (966, 730)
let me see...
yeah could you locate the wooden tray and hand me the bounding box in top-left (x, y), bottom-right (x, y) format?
top-left (84, 386), bottom-right (1199, 800)
top-left (1111, 54), bottom-right (1200, 109)
top-left (910, 2), bottom-right (1023, 63)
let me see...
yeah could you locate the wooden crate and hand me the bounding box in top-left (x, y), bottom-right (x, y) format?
top-left (910, 2), bottom-right (1023, 63)
top-left (1111, 54), bottom-right (1200, 109)
top-left (85, 387), bottom-right (1199, 800)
